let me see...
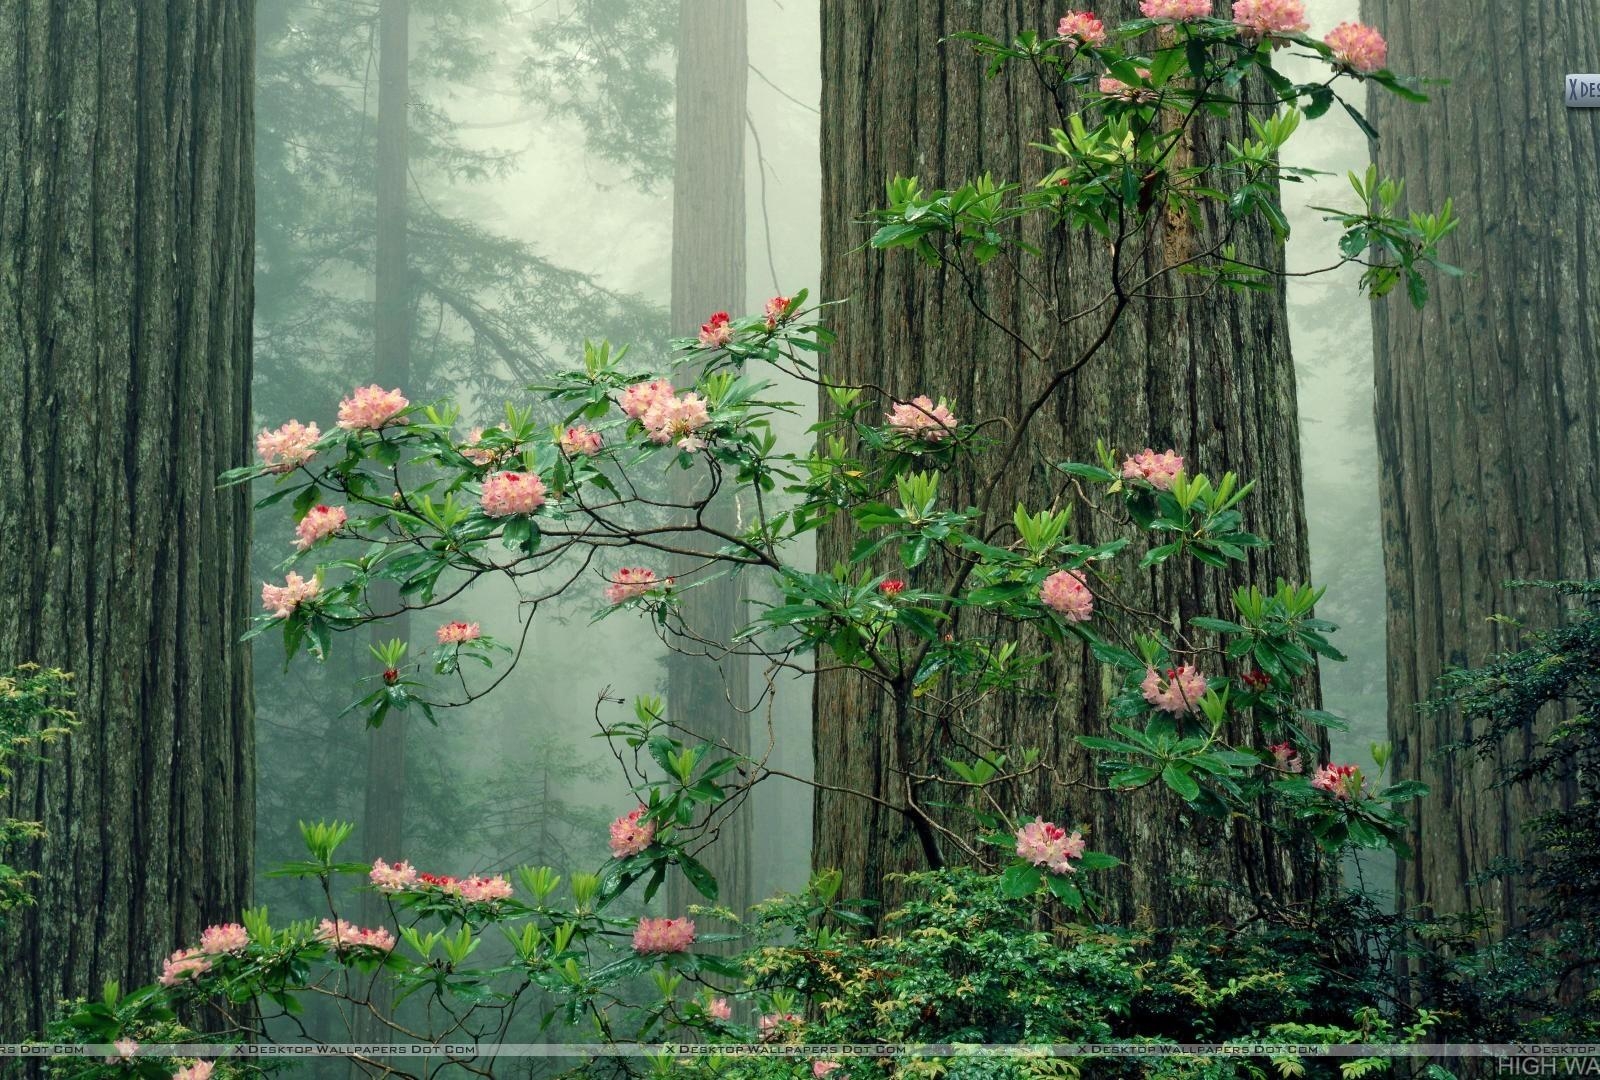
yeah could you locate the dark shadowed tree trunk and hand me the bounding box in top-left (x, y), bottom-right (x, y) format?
top-left (665, 0), bottom-right (751, 939)
top-left (0, 0), bottom-right (254, 1038)
top-left (815, 0), bottom-right (1320, 925)
top-left (1364, 0), bottom-right (1599, 933)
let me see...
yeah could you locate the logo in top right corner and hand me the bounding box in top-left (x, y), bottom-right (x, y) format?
top-left (1565, 74), bottom-right (1600, 107)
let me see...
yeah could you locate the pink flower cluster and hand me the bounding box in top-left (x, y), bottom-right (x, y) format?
top-left (606, 567), bottom-right (661, 604)
top-left (369, 857), bottom-right (419, 892)
top-left (261, 572), bottom-right (318, 618)
top-left (315, 918), bottom-right (396, 953)
top-left (814, 1063), bottom-right (845, 1078)
top-left (1231, 0), bottom-right (1308, 39)
top-left (879, 579), bottom-right (906, 597)
top-left (480, 471), bottom-right (547, 517)
top-left (421, 872), bottom-right (515, 903)
top-left (1015, 816), bottom-right (1087, 874)
top-left (759, 1012), bottom-right (803, 1039)
top-left (462, 425), bottom-right (511, 467)
top-left (1269, 742), bottom-right (1304, 773)
top-left (707, 997), bottom-right (733, 1020)
top-left (1057, 10), bottom-right (1107, 46)
top-left (632, 916), bottom-right (696, 954)
top-left (1324, 21), bottom-right (1386, 72)
top-left (764, 295), bottom-right (792, 329)
top-left (436, 621), bottom-right (481, 645)
top-left (609, 805), bottom-right (656, 858)
top-left (172, 1063), bottom-right (214, 1080)
top-left (1141, 664), bottom-right (1209, 714)
top-left (1311, 763), bottom-right (1362, 799)
top-left (256, 419), bottom-right (321, 473)
top-left (1040, 570), bottom-right (1094, 622)
top-left (294, 504), bottom-right (346, 550)
top-left (1099, 69), bottom-right (1155, 102)
top-left (198, 923), bottom-right (250, 955)
top-left (559, 425), bottom-right (604, 456)
top-left (619, 379), bottom-right (712, 451)
top-left (885, 396), bottom-right (959, 441)
top-left (337, 385), bottom-right (409, 430)
top-left (698, 311), bottom-right (734, 348)
top-left (158, 948), bottom-right (212, 987)
top-left (1139, 0), bottom-right (1212, 18)
top-left (1121, 448), bottom-right (1184, 489)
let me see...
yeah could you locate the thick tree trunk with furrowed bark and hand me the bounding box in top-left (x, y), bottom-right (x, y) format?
top-left (1364, 0), bottom-right (1600, 938)
top-left (0, 0), bottom-right (255, 1039)
top-left (665, 0), bottom-right (752, 943)
top-left (815, 0), bottom-right (1320, 926)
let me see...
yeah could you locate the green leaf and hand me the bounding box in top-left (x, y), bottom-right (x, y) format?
top-left (1162, 763), bottom-right (1201, 801)
top-left (678, 854), bottom-right (719, 901)
top-left (1000, 863), bottom-right (1042, 899)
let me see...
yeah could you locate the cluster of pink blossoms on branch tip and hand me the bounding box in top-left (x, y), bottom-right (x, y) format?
top-left (419, 871), bottom-right (515, 903)
top-left (698, 310), bottom-right (734, 348)
top-left (1139, 0), bottom-right (1212, 19)
top-left (256, 419), bottom-right (320, 473)
top-left (480, 470), bottom-right (547, 517)
top-left (814, 1063), bottom-right (846, 1079)
top-left (1040, 570), bottom-right (1094, 622)
top-left (1269, 742), bottom-right (1303, 773)
top-left (158, 948), bottom-right (212, 987)
top-left (879, 579), bottom-right (906, 597)
top-left (1057, 10), bottom-right (1107, 46)
top-left (1231, 0), bottom-right (1308, 39)
top-left (315, 918), bottom-right (396, 953)
top-left (436, 621), bottom-right (481, 645)
top-left (294, 504), bottom-right (346, 550)
top-left (1311, 763), bottom-right (1363, 798)
top-left (759, 1012), bottom-right (803, 1040)
top-left (1324, 21), bottom-right (1387, 73)
top-left (461, 424), bottom-right (511, 467)
top-left (1015, 816), bottom-right (1087, 874)
top-left (369, 857), bottom-right (419, 892)
top-left (1121, 448), bottom-right (1184, 490)
top-left (1142, 664), bottom-right (1209, 715)
top-left (609, 805), bottom-right (656, 858)
top-left (1100, 69), bottom-right (1156, 102)
top-left (336, 384), bottom-right (409, 430)
top-left (764, 294), bottom-right (792, 329)
top-left (198, 923), bottom-right (250, 955)
top-left (559, 424), bottom-right (603, 456)
top-left (261, 571), bottom-right (318, 618)
top-left (606, 567), bottom-right (662, 605)
top-left (885, 395), bottom-right (959, 442)
top-left (619, 379), bottom-right (712, 451)
top-left (172, 1063), bottom-right (213, 1080)
top-left (707, 997), bottom-right (733, 1020)
top-left (632, 916), bottom-right (696, 955)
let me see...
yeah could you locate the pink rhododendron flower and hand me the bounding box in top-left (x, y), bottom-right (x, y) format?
top-left (436, 621), bottom-right (481, 645)
top-left (369, 857), bottom-right (419, 892)
top-left (641, 390), bottom-right (712, 449)
top-left (1099, 69), bottom-right (1156, 101)
top-left (764, 295), bottom-right (792, 329)
top-left (886, 395), bottom-right (959, 441)
top-left (109, 1040), bottom-right (138, 1063)
top-left (609, 805), bottom-right (656, 858)
top-left (707, 997), bottom-right (733, 1020)
top-left (294, 504), bottom-right (346, 550)
top-left (1231, 0), bottom-right (1308, 39)
top-left (698, 310), bottom-right (734, 347)
top-left (172, 1063), bottom-right (214, 1080)
top-left (158, 948), bottom-right (211, 987)
top-left (480, 470), bottom-right (547, 517)
top-left (1015, 816), bottom-right (1087, 875)
top-left (1324, 21), bottom-right (1386, 72)
top-left (337, 384), bottom-right (409, 430)
top-left (461, 425), bottom-right (511, 467)
top-left (619, 379), bottom-right (674, 420)
top-left (315, 918), bottom-right (396, 953)
top-left (198, 923), bottom-right (250, 955)
top-left (1141, 665), bottom-right (1209, 714)
top-left (1311, 763), bottom-right (1362, 798)
top-left (814, 1063), bottom-right (845, 1079)
top-left (606, 567), bottom-right (660, 604)
top-left (1269, 742), bottom-right (1303, 773)
top-left (1140, 0), bottom-right (1212, 18)
top-left (632, 916), bottom-right (696, 954)
top-left (880, 579), bottom-right (906, 597)
top-left (1121, 447), bottom-right (1184, 489)
top-left (261, 572), bottom-right (318, 618)
top-left (758, 1012), bottom-right (803, 1039)
top-left (457, 875), bottom-right (514, 903)
top-left (1057, 10), bottom-right (1107, 45)
top-left (560, 425), bottom-right (604, 456)
top-left (1040, 570), bottom-right (1094, 622)
top-left (256, 419), bottom-right (321, 473)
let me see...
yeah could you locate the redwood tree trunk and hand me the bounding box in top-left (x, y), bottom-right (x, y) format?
top-left (1364, 0), bottom-right (1600, 931)
top-left (665, 0), bottom-right (751, 936)
top-left (815, 0), bottom-right (1319, 925)
top-left (0, 0), bottom-right (255, 1037)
